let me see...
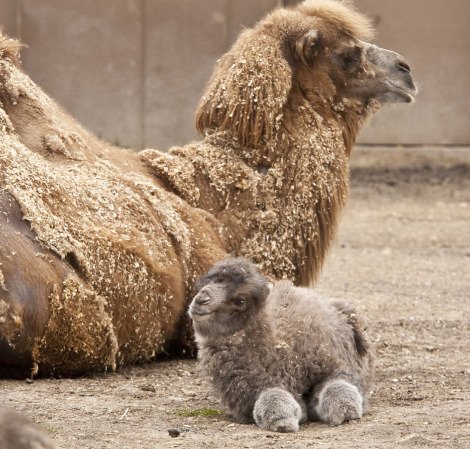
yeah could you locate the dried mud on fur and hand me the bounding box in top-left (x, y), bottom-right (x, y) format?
top-left (0, 34), bottom-right (226, 376)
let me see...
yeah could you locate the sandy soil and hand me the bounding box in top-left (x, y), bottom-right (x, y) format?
top-left (1, 146), bottom-right (469, 449)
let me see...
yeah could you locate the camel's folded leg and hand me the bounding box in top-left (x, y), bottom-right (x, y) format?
top-left (253, 387), bottom-right (306, 433)
top-left (0, 191), bottom-right (65, 377)
top-left (0, 191), bottom-right (118, 378)
top-left (308, 375), bottom-right (364, 426)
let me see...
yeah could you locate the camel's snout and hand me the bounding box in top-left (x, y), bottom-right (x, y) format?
top-left (194, 289), bottom-right (211, 306)
top-left (189, 285), bottom-right (221, 321)
top-left (392, 55), bottom-right (418, 102)
top-left (396, 59), bottom-right (411, 74)
top-left (365, 43), bottom-right (418, 104)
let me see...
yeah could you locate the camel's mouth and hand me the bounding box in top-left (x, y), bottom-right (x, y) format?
top-left (188, 307), bottom-right (214, 321)
top-left (386, 82), bottom-right (418, 104)
top-left (394, 86), bottom-right (416, 103)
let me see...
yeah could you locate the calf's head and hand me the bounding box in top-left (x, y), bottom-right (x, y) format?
top-left (189, 258), bottom-right (270, 337)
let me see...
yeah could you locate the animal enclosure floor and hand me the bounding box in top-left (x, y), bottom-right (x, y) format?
top-left (1, 146), bottom-right (469, 449)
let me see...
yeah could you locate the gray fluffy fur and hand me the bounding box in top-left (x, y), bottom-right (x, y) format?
top-left (0, 408), bottom-right (57, 449)
top-left (189, 258), bottom-right (373, 431)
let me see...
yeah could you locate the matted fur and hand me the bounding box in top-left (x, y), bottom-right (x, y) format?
top-left (195, 31), bottom-right (292, 147)
top-left (297, 0), bottom-right (374, 40)
top-left (0, 0), bottom-right (414, 376)
top-left (196, 0), bottom-right (374, 149)
top-left (0, 34), bottom-right (22, 66)
top-left (146, 0), bottom-right (382, 285)
top-left (0, 35), bottom-right (226, 376)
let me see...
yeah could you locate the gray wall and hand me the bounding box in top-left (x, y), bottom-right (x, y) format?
top-left (0, 0), bottom-right (468, 148)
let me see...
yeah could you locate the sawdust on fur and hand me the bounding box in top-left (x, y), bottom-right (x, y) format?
top-left (0, 36), bottom-right (226, 375)
top-left (0, 0), bottom-right (408, 375)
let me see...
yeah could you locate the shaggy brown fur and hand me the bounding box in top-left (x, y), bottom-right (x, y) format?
top-left (143, 0), bottom-right (416, 285)
top-left (0, 34), bottom-right (226, 377)
top-left (189, 258), bottom-right (373, 431)
top-left (0, 0), bottom-right (415, 376)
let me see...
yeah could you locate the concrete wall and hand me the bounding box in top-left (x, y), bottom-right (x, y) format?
top-left (0, 0), bottom-right (468, 148)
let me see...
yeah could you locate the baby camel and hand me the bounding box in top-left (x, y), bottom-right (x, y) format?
top-left (189, 258), bottom-right (373, 432)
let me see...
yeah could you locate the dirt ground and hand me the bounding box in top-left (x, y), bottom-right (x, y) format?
top-left (1, 146), bottom-right (469, 449)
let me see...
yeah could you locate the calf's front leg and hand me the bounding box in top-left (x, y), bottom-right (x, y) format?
top-left (253, 387), bottom-right (306, 432)
top-left (309, 378), bottom-right (363, 426)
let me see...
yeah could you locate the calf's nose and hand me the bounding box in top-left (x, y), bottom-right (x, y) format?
top-left (194, 292), bottom-right (211, 305)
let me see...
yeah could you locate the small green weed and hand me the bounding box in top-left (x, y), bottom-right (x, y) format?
top-left (38, 422), bottom-right (59, 436)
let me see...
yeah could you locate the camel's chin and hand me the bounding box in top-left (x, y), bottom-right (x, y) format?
top-left (188, 310), bottom-right (213, 322)
top-left (381, 82), bottom-right (418, 104)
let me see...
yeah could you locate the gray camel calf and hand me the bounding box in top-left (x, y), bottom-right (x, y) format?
top-left (189, 258), bottom-right (373, 432)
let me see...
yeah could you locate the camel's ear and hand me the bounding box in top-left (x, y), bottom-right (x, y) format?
top-left (195, 31), bottom-right (292, 147)
top-left (294, 30), bottom-right (320, 65)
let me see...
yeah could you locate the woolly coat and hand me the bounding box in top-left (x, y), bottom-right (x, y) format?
top-left (196, 281), bottom-right (373, 422)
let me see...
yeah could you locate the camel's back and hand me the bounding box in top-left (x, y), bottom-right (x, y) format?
top-left (0, 34), bottom-right (227, 376)
top-left (266, 281), bottom-right (367, 379)
top-left (268, 281), bottom-right (344, 337)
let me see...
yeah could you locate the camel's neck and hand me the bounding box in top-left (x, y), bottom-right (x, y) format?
top-left (237, 107), bottom-right (352, 285)
top-left (141, 102), bottom-right (368, 285)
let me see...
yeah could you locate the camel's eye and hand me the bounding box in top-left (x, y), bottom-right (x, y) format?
top-left (340, 45), bottom-right (362, 70)
top-left (234, 297), bottom-right (246, 307)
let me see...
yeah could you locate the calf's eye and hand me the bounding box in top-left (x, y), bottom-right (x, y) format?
top-left (234, 298), bottom-right (246, 307)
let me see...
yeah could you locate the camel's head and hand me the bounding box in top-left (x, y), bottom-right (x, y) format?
top-left (196, 0), bottom-right (417, 148)
top-left (189, 258), bottom-right (270, 338)
top-left (290, 1), bottom-right (417, 107)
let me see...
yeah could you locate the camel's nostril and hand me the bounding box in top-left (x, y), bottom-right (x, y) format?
top-left (196, 295), bottom-right (211, 305)
top-left (397, 61), bottom-right (411, 73)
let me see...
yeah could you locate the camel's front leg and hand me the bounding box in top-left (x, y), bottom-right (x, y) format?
top-left (253, 387), bottom-right (306, 432)
top-left (309, 378), bottom-right (364, 426)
